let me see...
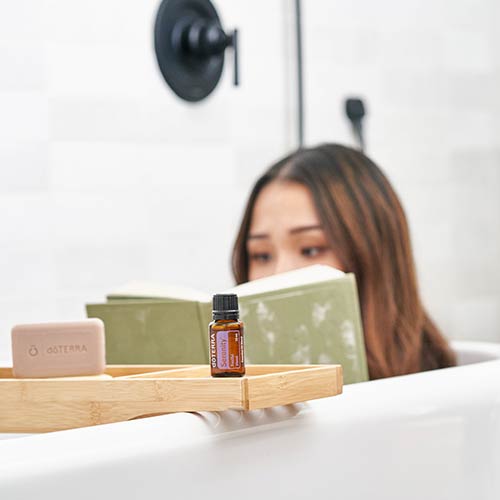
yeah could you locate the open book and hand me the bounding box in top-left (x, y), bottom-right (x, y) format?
top-left (86, 265), bottom-right (369, 384)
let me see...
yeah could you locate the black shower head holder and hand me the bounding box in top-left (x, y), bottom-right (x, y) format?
top-left (154, 0), bottom-right (239, 102)
top-left (345, 97), bottom-right (367, 152)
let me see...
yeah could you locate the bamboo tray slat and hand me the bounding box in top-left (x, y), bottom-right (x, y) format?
top-left (0, 364), bottom-right (342, 433)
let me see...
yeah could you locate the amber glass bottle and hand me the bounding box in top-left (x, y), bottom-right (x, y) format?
top-left (209, 294), bottom-right (245, 377)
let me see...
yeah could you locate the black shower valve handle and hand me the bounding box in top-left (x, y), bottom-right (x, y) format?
top-left (183, 20), bottom-right (239, 87)
top-left (155, 0), bottom-right (241, 102)
top-left (182, 20), bottom-right (224, 56)
top-left (206, 25), bottom-right (238, 86)
top-left (230, 29), bottom-right (239, 86)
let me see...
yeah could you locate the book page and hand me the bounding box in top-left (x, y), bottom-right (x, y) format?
top-left (107, 281), bottom-right (210, 302)
top-left (107, 265), bottom-right (344, 302)
top-left (224, 265), bottom-right (344, 297)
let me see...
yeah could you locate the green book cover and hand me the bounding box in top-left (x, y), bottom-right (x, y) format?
top-left (86, 265), bottom-right (369, 384)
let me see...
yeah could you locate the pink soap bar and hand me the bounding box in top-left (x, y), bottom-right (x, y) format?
top-left (11, 319), bottom-right (106, 378)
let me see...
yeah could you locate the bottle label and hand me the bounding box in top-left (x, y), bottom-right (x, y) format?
top-left (213, 330), bottom-right (242, 370)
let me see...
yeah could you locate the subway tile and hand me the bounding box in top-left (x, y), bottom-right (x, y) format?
top-left (48, 97), bottom-right (235, 142)
top-left (443, 30), bottom-right (494, 72)
top-left (42, 0), bottom-right (150, 44)
top-left (146, 185), bottom-right (246, 240)
top-left (232, 145), bottom-right (287, 188)
top-left (449, 256), bottom-right (500, 300)
top-left (0, 245), bottom-right (55, 298)
top-left (369, 110), bottom-right (451, 153)
top-left (228, 105), bottom-right (288, 143)
top-left (48, 97), bottom-right (147, 142)
top-left (446, 112), bottom-right (498, 151)
top-left (146, 239), bottom-right (235, 293)
top-left (371, 147), bottom-right (452, 186)
top-left (305, 28), bottom-right (381, 68)
top-left (0, 92), bottom-right (48, 142)
top-left (0, 143), bottom-right (49, 193)
top-left (418, 259), bottom-right (460, 305)
top-left (304, 0), bottom-right (451, 31)
top-left (49, 142), bottom-right (236, 190)
top-left (418, 268), bottom-right (460, 339)
top-left (400, 182), bottom-right (455, 223)
top-left (412, 221), bottom-right (454, 262)
top-left (445, 72), bottom-right (499, 111)
top-left (0, 43), bottom-right (46, 91)
top-left (450, 296), bottom-right (500, 342)
top-left (46, 43), bottom-right (155, 99)
top-left (376, 30), bottom-right (444, 71)
top-left (49, 192), bottom-right (150, 246)
top-left (52, 244), bottom-right (150, 292)
top-left (443, 0), bottom-right (496, 29)
top-left (450, 149), bottom-right (500, 183)
top-left (377, 70), bottom-right (449, 110)
top-left (451, 191), bottom-right (500, 265)
top-left (0, 0), bottom-right (44, 42)
top-left (0, 194), bottom-right (52, 245)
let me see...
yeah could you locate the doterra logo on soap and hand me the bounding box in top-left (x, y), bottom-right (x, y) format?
top-left (46, 345), bottom-right (88, 355)
top-left (28, 345), bottom-right (39, 357)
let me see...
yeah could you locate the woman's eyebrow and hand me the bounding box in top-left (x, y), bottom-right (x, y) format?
top-left (248, 225), bottom-right (323, 240)
top-left (247, 233), bottom-right (269, 240)
top-left (289, 225), bottom-right (323, 234)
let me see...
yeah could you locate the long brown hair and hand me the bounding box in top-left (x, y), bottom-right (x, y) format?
top-left (232, 143), bottom-right (456, 379)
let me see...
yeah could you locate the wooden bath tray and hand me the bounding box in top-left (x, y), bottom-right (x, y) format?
top-left (0, 364), bottom-right (342, 433)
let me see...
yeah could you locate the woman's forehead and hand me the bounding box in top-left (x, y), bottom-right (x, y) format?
top-left (249, 181), bottom-right (321, 235)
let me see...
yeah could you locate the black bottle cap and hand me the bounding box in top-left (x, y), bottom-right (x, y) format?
top-left (212, 294), bottom-right (239, 320)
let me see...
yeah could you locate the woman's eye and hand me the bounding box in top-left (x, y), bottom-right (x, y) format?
top-left (301, 246), bottom-right (327, 258)
top-left (249, 252), bottom-right (272, 263)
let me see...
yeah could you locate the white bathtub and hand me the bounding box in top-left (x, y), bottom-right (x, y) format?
top-left (1, 340), bottom-right (499, 500)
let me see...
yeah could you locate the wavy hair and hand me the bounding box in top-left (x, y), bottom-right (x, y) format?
top-left (232, 144), bottom-right (456, 378)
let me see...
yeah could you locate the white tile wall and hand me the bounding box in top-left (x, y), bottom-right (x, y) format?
top-left (0, 0), bottom-right (499, 363)
top-left (304, 0), bottom-right (500, 344)
top-left (0, 0), bottom-right (292, 364)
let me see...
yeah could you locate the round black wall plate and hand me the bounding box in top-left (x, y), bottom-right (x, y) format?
top-left (154, 0), bottom-right (225, 102)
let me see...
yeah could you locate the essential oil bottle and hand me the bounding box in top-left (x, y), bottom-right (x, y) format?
top-left (209, 294), bottom-right (245, 377)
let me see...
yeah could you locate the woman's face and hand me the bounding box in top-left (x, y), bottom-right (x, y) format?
top-left (247, 181), bottom-right (342, 280)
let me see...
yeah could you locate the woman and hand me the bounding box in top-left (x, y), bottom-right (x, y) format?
top-left (232, 143), bottom-right (455, 379)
